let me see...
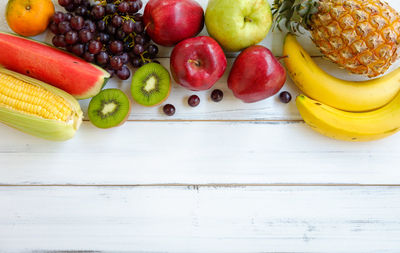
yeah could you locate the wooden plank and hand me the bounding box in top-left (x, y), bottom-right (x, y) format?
top-left (0, 186), bottom-right (399, 252)
top-left (1, 121), bottom-right (400, 185)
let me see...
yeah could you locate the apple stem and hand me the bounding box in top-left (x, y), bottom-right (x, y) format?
top-left (276, 55), bottom-right (288, 61)
top-left (244, 17), bottom-right (253, 23)
top-left (188, 59), bottom-right (201, 67)
top-left (144, 23), bottom-right (150, 32)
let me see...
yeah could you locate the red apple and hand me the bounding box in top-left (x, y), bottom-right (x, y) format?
top-left (228, 45), bottom-right (286, 103)
top-left (170, 36), bottom-right (227, 91)
top-left (143, 0), bottom-right (204, 47)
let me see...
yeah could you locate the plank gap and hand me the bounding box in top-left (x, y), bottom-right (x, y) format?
top-left (1, 183), bottom-right (400, 187)
top-left (83, 119), bottom-right (304, 123)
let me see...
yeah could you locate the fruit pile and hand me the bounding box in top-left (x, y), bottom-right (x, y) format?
top-left (1, 0), bottom-right (400, 142)
top-left (273, 0), bottom-right (400, 142)
top-left (49, 0), bottom-right (159, 80)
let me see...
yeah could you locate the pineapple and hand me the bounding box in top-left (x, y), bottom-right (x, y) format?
top-left (273, 0), bottom-right (400, 77)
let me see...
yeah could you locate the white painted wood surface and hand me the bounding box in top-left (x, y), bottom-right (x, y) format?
top-left (1, 121), bottom-right (400, 185)
top-left (1, 0), bottom-right (400, 252)
top-left (1, 186), bottom-right (400, 252)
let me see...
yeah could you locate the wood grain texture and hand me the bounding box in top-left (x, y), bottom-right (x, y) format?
top-left (1, 121), bottom-right (399, 185)
top-left (0, 186), bottom-right (400, 252)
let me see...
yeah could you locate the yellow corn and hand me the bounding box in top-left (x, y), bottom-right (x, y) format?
top-left (0, 72), bottom-right (73, 122)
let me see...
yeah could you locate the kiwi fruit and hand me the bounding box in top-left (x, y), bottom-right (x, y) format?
top-left (131, 63), bottom-right (171, 107)
top-left (88, 89), bottom-right (131, 129)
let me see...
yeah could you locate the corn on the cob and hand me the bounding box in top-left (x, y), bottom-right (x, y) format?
top-left (0, 68), bottom-right (83, 141)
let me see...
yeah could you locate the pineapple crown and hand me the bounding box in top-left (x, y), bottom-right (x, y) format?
top-left (272, 0), bottom-right (320, 33)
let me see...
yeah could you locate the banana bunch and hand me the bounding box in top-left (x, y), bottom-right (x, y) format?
top-left (284, 34), bottom-right (400, 142)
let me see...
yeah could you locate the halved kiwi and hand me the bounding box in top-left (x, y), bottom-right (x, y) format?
top-left (131, 63), bottom-right (171, 107)
top-left (88, 89), bottom-right (131, 129)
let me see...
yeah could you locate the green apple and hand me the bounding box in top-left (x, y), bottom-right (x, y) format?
top-left (205, 0), bottom-right (272, 52)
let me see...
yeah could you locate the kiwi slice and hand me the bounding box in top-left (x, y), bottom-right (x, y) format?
top-left (131, 63), bottom-right (171, 107)
top-left (88, 89), bottom-right (131, 129)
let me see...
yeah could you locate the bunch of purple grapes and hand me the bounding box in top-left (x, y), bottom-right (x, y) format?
top-left (49, 0), bottom-right (159, 80)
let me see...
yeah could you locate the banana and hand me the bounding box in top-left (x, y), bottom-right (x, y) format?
top-left (296, 93), bottom-right (400, 142)
top-left (284, 34), bottom-right (400, 112)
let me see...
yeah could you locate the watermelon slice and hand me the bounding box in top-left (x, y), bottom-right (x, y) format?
top-left (0, 31), bottom-right (110, 100)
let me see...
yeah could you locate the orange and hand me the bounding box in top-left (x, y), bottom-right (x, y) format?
top-left (6, 0), bottom-right (55, 37)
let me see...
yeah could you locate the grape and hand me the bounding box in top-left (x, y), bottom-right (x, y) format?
top-left (134, 34), bottom-right (145, 45)
top-left (116, 65), bottom-right (130, 80)
top-left (123, 41), bottom-right (131, 51)
top-left (58, 21), bottom-right (71, 34)
top-left (97, 20), bottom-right (106, 31)
top-left (52, 12), bottom-right (65, 24)
top-left (109, 40), bottom-right (123, 54)
top-left (66, 44), bottom-right (73, 52)
top-left (70, 16), bottom-right (84, 31)
top-left (133, 44), bottom-right (144, 55)
top-left (83, 52), bottom-right (95, 62)
top-left (188, 95), bottom-right (200, 107)
top-left (147, 44), bottom-right (158, 57)
top-left (133, 13), bottom-right (143, 22)
top-left (119, 52), bottom-right (129, 64)
top-left (143, 33), bottom-right (151, 43)
top-left (75, 6), bottom-right (88, 17)
top-left (96, 51), bottom-right (109, 66)
top-left (65, 31), bottom-right (79, 44)
top-left (79, 29), bottom-right (93, 43)
top-left (133, 21), bottom-right (144, 33)
top-left (98, 33), bottom-right (110, 44)
top-left (128, 1), bottom-right (139, 13)
top-left (163, 104), bottom-right (175, 116)
top-left (111, 15), bottom-right (123, 28)
top-left (131, 57), bottom-right (142, 68)
top-left (49, 22), bottom-right (60, 34)
top-left (64, 13), bottom-right (72, 21)
top-left (52, 35), bottom-right (67, 48)
top-left (71, 43), bottom-right (85, 56)
top-left (128, 50), bottom-right (135, 58)
top-left (110, 56), bottom-right (123, 70)
top-left (58, 0), bottom-right (72, 7)
top-left (84, 20), bottom-right (96, 33)
top-left (81, 0), bottom-right (92, 8)
top-left (105, 3), bottom-right (116, 14)
top-left (65, 3), bottom-right (75, 12)
top-left (118, 2), bottom-right (130, 13)
top-left (88, 40), bottom-right (103, 54)
top-left (211, 89), bottom-right (224, 102)
top-left (122, 20), bottom-right (134, 34)
top-left (279, 91), bottom-right (292, 103)
top-left (55, 0), bottom-right (155, 81)
top-left (92, 5), bottom-right (105, 20)
top-left (106, 24), bottom-right (116, 35)
top-left (115, 29), bottom-right (126, 40)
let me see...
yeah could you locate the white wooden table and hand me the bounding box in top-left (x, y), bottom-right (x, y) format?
top-left (1, 0), bottom-right (400, 252)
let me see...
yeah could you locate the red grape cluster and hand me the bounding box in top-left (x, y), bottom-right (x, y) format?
top-left (49, 0), bottom-right (159, 80)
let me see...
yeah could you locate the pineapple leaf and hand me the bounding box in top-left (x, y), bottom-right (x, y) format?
top-left (272, 0), bottom-right (319, 33)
